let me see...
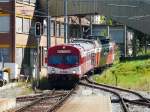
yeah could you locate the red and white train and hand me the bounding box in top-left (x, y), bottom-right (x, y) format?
top-left (47, 38), bottom-right (115, 87)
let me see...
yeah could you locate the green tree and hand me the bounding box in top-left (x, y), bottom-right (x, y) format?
top-left (99, 16), bottom-right (113, 25)
top-left (100, 29), bottom-right (108, 36)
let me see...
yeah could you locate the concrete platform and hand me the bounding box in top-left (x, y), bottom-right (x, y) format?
top-left (57, 95), bottom-right (112, 112)
top-left (0, 98), bottom-right (16, 112)
top-left (0, 83), bottom-right (18, 91)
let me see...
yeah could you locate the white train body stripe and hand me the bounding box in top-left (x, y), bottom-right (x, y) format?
top-left (48, 66), bottom-right (81, 75)
top-left (48, 59), bottom-right (94, 78)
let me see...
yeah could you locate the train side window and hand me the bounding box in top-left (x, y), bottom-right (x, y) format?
top-left (104, 47), bottom-right (109, 52)
top-left (91, 53), bottom-right (95, 58)
top-left (87, 53), bottom-right (90, 60)
top-left (103, 47), bottom-right (109, 55)
top-left (91, 53), bottom-right (96, 65)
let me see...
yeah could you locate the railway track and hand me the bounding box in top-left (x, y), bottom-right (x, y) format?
top-left (10, 88), bottom-right (76, 112)
top-left (79, 77), bottom-right (150, 112)
top-left (79, 81), bottom-right (129, 112)
top-left (86, 77), bottom-right (150, 103)
top-left (16, 90), bottom-right (68, 102)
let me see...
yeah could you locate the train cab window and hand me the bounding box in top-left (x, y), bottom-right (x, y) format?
top-left (48, 54), bottom-right (79, 65)
top-left (49, 55), bottom-right (62, 64)
top-left (65, 55), bottom-right (78, 64)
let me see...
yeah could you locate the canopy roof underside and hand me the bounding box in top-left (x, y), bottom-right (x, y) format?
top-left (39, 0), bottom-right (150, 35)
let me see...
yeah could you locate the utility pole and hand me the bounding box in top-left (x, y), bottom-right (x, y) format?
top-left (79, 17), bottom-right (83, 38)
top-left (133, 33), bottom-right (137, 57)
top-left (36, 38), bottom-right (40, 88)
top-left (124, 25), bottom-right (127, 57)
top-left (47, 0), bottom-right (51, 48)
top-left (145, 35), bottom-right (148, 54)
top-left (107, 25), bottom-right (110, 38)
top-left (90, 16), bottom-right (93, 36)
top-left (35, 22), bottom-right (42, 89)
top-left (64, 0), bottom-right (68, 43)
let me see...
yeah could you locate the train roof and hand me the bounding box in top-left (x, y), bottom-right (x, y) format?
top-left (49, 41), bottom-right (94, 52)
top-left (48, 39), bottom-right (102, 56)
top-left (71, 38), bottom-right (101, 47)
top-left (69, 39), bottom-right (102, 56)
top-left (69, 40), bottom-right (95, 52)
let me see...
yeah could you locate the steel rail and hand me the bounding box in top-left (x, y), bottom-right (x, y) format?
top-left (15, 87), bottom-right (77, 112)
top-left (79, 82), bottom-right (130, 112)
top-left (86, 77), bottom-right (150, 103)
top-left (111, 98), bottom-right (150, 106)
top-left (46, 88), bottom-right (76, 112)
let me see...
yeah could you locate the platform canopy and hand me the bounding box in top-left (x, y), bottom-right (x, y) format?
top-left (39, 0), bottom-right (150, 35)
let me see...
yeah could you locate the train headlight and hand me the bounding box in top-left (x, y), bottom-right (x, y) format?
top-left (51, 70), bottom-right (55, 74)
top-left (72, 70), bottom-right (76, 74)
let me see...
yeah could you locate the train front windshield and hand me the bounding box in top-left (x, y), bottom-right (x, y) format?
top-left (48, 54), bottom-right (79, 65)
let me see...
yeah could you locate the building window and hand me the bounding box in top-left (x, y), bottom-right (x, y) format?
top-left (0, 16), bottom-right (10, 33)
top-left (24, 0), bottom-right (30, 4)
top-left (30, 0), bottom-right (36, 4)
top-left (16, 48), bottom-right (23, 67)
top-left (51, 21), bottom-right (54, 36)
top-left (16, 48), bottom-right (30, 67)
top-left (16, 17), bottom-right (23, 33)
top-left (0, 48), bottom-right (10, 62)
top-left (0, 0), bottom-right (10, 2)
top-left (56, 23), bottom-right (60, 37)
top-left (16, 0), bottom-right (36, 4)
top-left (16, 17), bottom-right (31, 34)
top-left (23, 18), bottom-right (30, 34)
top-left (16, 0), bottom-right (23, 2)
top-left (60, 23), bottom-right (64, 37)
top-left (110, 28), bottom-right (124, 43)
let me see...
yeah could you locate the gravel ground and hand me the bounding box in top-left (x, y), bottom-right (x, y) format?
top-left (0, 83), bottom-right (150, 112)
top-left (0, 83), bottom-right (35, 98)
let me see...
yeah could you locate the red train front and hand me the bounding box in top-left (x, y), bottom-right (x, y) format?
top-left (47, 38), bottom-right (115, 88)
top-left (48, 45), bottom-right (80, 82)
top-left (48, 43), bottom-right (92, 86)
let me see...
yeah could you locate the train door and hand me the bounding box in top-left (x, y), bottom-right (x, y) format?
top-left (100, 45), bottom-right (109, 67)
top-left (91, 53), bottom-right (96, 67)
top-left (107, 44), bottom-right (115, 64)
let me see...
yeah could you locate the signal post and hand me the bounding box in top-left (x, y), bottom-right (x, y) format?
top-left (34, 22), bottom-right (42, 89)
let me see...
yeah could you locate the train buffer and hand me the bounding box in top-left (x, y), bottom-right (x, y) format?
top-left (57, 95), bottom-right (112, 112)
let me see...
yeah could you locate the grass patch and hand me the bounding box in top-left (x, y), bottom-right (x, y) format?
top-left (19, 86), bottom-right (34, 96)
top-left (14, 82), bottom-right (34, 96)
top-left (93, 59), bottom-right (150, 91)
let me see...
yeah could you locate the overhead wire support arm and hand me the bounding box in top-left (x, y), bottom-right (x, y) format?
top-left (47, 0), bottom-right (51, 49)
top-left (64, 0), bottom-right (68, 43)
